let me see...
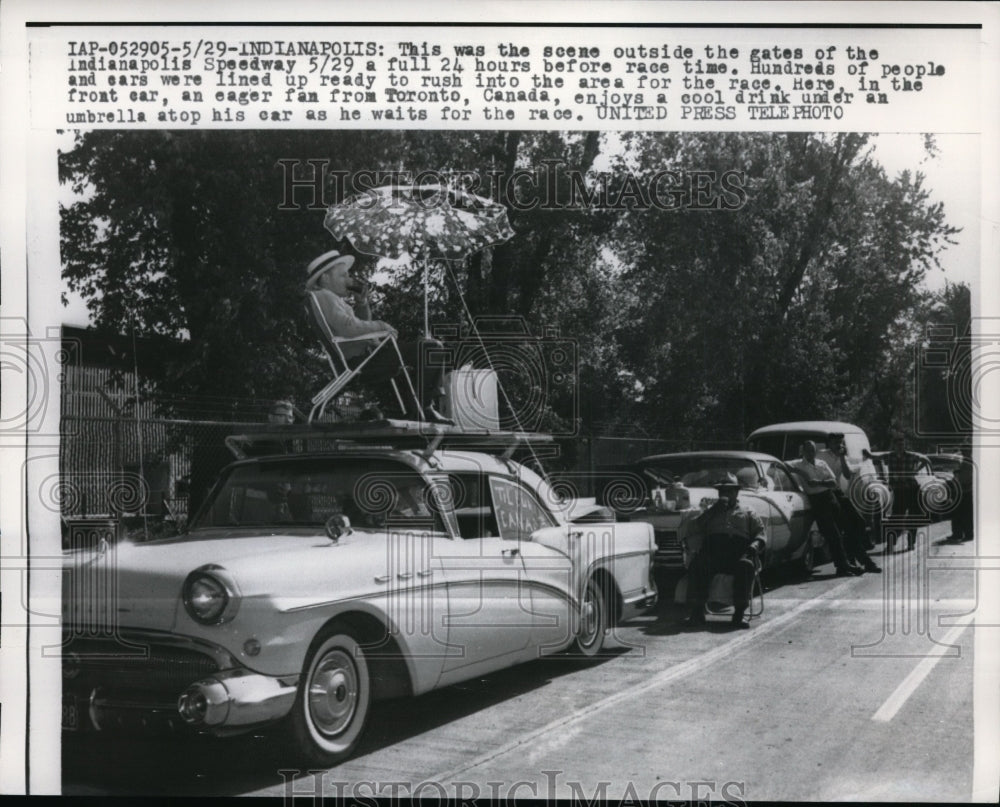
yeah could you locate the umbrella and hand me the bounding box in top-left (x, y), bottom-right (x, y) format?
top-left (323, 184), bottom-right (515, 335)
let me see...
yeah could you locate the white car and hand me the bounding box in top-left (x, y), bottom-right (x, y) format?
top-left (62, 422), bottom-right (656, 766)
top-left (746, 421), bottom-right (890, 531)
top-left (612, 451), bottom-right (824, 576)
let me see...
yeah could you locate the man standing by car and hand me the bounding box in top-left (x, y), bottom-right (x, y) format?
top-left (951, 447), bottom-right (974, 543)
top-left (882, 431), bottom-right (928, 552)
top-left (684, 474), bottom-right (766, 630)
top-left (819, 433), bottom-right (881, 573)
top-left (789, 441), bottom-right (864, 577)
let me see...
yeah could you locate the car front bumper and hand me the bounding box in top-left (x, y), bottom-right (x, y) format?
top-left (63, 630), bottom-right (299, 734)
top-left (177, 668), bottom-right (299, 729)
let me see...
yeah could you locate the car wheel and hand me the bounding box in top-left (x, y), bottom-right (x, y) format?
top-left (286, 625), bottom-right (372, 767)
top-left (573, 577), bottom-right (609, 657)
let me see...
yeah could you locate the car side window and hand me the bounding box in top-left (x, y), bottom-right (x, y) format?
top-left (446, 474), bottom-right (500, 539)
top-left (489, 477), bottom-right (556, 541)
top-left (444, 473), bottom-right (556, 541)
top-left (749, 435), bottom-right (786, 460)
top-left (766, 464), bottom-right (795, 492)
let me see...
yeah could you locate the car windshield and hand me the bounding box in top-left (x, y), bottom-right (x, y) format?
top-left (189, 457), bottom-right (443, 532)
top-left (640, 457), bottom-right (761, 489)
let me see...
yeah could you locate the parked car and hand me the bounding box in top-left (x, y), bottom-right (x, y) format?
top-left (926, 452), bottom-right (965, 478)
top-left (62, 423), bottom-right (657, 766)
top-left (868, 449), bottom-right (953, 522)
top-left (746, 421), bottom-right (890, 535)
top-left (605, 451), bottom-right (824, 576)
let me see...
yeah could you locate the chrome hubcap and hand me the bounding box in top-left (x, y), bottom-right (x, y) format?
top-left (581, 588), bottom-right (597, 643)
top-left (308, 649), bottom-right (357, 737)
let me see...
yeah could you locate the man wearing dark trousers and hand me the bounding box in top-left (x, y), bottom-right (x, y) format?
top-left (789, 440), bottom-right (864, 577)
top-left (819, 433), bottom-right (882, 573)
top-left (684, 474), bottom-right (766, 629)
top-left (882, 432), bottom-right (928, 552)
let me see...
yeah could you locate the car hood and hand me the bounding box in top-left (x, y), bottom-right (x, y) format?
top-left (639, 486), bottom-right (719, 520)
top-left (62, 530), bottom-right (386, 632)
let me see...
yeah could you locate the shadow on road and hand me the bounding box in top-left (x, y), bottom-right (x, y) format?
top-left (63, 646), bottom-right (624, 796)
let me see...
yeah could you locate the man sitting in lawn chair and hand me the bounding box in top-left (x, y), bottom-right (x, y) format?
top-left (304, 249), bottom-right (451, 424)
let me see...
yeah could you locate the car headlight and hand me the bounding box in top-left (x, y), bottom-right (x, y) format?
top-left (183, 565), bottom-right (239, 625)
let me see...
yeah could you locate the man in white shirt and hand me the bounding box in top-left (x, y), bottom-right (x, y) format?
top-left (789, 440), bottom-right (863, 577)
top-left (818, 433), bottom-right (881, 573)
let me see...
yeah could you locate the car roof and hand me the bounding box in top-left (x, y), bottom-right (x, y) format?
top-left (218, 447), bottom-right (568, 522)
top-left (224, 448), bottom-right (517, 475)
top-left (747, 421), bottom-right (867, 437)
top-left (868, 449), bottom-right (931, 461)
top-left (638, 450), bottom-right (781, 464)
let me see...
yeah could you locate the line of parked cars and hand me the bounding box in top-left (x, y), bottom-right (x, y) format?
top-left (60, 417), bottom-right (960, 766)
top-left (603, 420), bottom-right (961, 583)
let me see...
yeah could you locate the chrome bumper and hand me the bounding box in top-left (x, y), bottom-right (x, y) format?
top-left (621, 585), bottom-right (658, 621)
top-left (177, 669), bottom-right (298, 729)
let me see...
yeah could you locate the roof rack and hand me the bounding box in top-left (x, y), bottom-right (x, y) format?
top-left (224, 418), bottom-right (554, 460)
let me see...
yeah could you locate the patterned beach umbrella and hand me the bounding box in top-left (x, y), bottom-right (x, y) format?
top-left (324, 184), bottom-right (515, 262)
top-left (324, 184), bottom-right (515, 334)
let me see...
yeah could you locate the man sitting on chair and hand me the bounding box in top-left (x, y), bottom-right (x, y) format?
top-left (305, 249), bottom-right (451, 423)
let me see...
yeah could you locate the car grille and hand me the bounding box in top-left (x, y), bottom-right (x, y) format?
top-left (63, 636), bottom-right (220, 694)
top-left (654, 529), bottom-right (683, 567)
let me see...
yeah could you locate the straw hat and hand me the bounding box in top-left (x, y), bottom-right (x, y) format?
top-left (305, 249), bottom-right (355, 289)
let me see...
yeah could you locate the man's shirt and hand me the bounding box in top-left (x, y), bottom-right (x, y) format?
top-left (309, 288), bottom-right (383, 359)
top-left (788, 457), bottom-right (838, 495)
top-left (816, 448), bottom-right (853, 481)
top-left (697, 502), bottom-right (766, 543)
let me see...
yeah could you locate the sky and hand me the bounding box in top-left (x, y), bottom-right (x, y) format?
top-left (56, 131), bottom-right (981, 328)
top-left (871, 132), bottom-right (979, 294)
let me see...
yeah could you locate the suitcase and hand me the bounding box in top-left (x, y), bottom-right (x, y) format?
top-left (442, 368), bottom-right (500, 431)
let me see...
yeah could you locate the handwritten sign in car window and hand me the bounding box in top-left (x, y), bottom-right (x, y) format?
top-left (488, 477), bottom-right (553, 541)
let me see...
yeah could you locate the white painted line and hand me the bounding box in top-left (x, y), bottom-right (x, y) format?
top-left (428, 577), bottom-right (858, 783)
top-left (872, 612), bottom-right (975, 723)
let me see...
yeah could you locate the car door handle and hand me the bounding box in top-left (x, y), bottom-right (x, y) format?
top-left (501, 548), bottom-right (519, 557)
top-left (374, 574), bottom-right (391, 584)
top-left (397, 572), bottom-right (413, 580)
top-left (416, 569), bottom-right (433, 578)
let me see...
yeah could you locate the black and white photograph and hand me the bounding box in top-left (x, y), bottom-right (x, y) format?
top-left (1, 1), bottom-right (998, 801)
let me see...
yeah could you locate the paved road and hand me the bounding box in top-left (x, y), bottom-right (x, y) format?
top-left (63, 522), bottom-right (984, 800)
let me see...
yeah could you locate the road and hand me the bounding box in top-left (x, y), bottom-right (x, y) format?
top-left (63, 522), bottom-right (983, 801)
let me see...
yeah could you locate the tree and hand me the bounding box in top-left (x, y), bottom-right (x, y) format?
top-left (605, 132), bottom-right (959, 445)
top-left (61, 130), bottom-right (408, 405)
top-left (61, 131), bottom-right (961, 446)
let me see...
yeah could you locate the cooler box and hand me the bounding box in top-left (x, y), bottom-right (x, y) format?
top-left (443, 368), bottom-right (500, 431)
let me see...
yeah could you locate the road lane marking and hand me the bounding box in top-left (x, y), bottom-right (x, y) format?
top-left (871, 611), bottom-right (975, 723)
top-left (428, 577), bottom-right (858, 783)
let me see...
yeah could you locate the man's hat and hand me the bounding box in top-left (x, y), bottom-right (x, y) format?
top-left (305, 249), bottom-right (355, 289)
top-left (714, 473), bottom-right (740, 490)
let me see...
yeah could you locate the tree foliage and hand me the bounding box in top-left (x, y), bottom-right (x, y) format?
top-left (60, 130), bottom-right (964, 446)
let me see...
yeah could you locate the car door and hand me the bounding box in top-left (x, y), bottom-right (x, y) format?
top-left (761, 460), bottom-right (811, 558)
top-left (435, 472), bottom-right (534, 675)
top-left (491, 478), bottom-right (578, 653)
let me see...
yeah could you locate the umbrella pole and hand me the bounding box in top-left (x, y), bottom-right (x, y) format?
top-left (423, 259), bottom-right (429, 338)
